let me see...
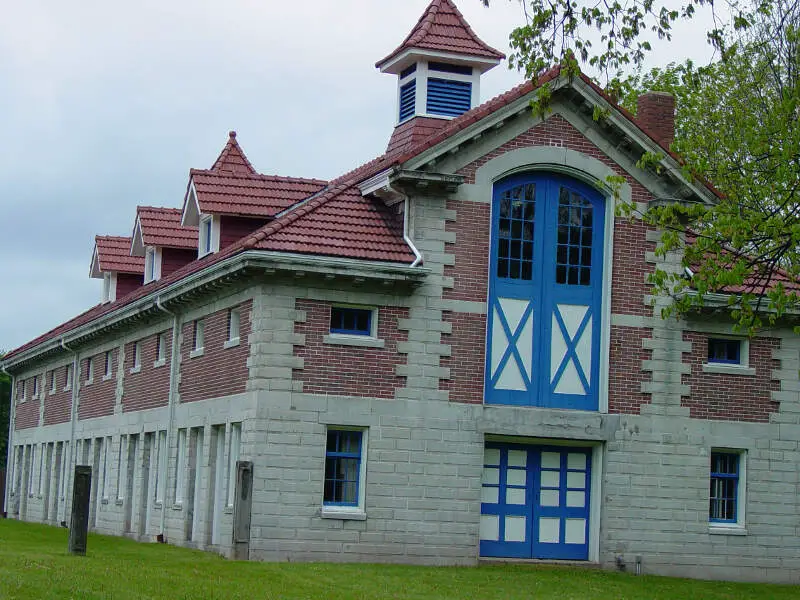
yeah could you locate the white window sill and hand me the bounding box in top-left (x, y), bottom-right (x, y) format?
top-left (130, 366), bottom-right (141, 374)
top-left (102, 374), bottom-right (113, 382)
top-left (189, 348), bottom-right (204, 359)
top-left (224, 506), bottom-right (234, 515)
top-left (198, 249), bottom-right (214, 259)
top-left (85, 380), bottom-right (93, 387)
top-left (172, 503), bottom-right (183, 511)
top-left (223, 338), bottom-right (240, 349)
top-left (323, 334), bottom-right (385, 349)
top-left (153, 359), bottom-right (167, 369)
top-left (320, 507), bottom-right (367, 521)
top-left (709, 525), bottom-right (747, 536)
top-left (101, 498), bottom-right (109, 505)
top-left (115, 498), bottom-right (124, 506)
top-left (63, 387), bottom-right (72, 393)
top-left (702, 363), bottom-right (756, 376)
top-left (49, 390), bottom-right (56, 396)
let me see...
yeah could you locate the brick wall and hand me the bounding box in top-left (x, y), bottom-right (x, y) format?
top-left (681, 333), bottom-right (780, 422)
top-left (116, 273), bottom-right (142, 299)
top-left (293, 299), bottom-right (408, 399)
top-left (440, 311), bottom-right (486, 403)
top-left (78, 350), bottom-right (118, 420)
top-left (43, 365), bottom-right (73, 426)
top-left (220, 216), bottom-right (269, 249)
top-left (443, 200), bottom-right (490, 302)
top-left (13, 382), bottom-right (39, 430)
top-left (161, 248), bottom-right (197, 278)
top-left (608, 325), bottom-right (652, 414)
top-left (122, 331), bottom-right (171, 412)
top-left (179, 300), bottom-right (251, 403)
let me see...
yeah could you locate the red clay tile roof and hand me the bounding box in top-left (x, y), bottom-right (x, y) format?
top-left (95, 236), bottom-right (144, 275)
top-left (137, 206), bottom-right (198, 249)
top-left (191, 171), bottom-right (327, 218)
top-left (251, 187), bottom-right (416, 263)
top-left (138, 206), bottom-right (198, 249)
top-left (376, 0), bottom-right (505, 69)
top-left (211, 131), bottom-right (257, 176)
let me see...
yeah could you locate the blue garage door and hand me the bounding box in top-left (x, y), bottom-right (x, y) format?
top-left (480, 444), bottom-right (592, 560)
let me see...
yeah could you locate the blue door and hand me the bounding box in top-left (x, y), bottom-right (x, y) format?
top-left (486, 174), bottom-right (605, 410)
top-left (480, 444), bottom-right (592, 560)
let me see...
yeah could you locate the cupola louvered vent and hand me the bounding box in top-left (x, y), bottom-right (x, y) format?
top-left (426, 78), bottom-right (472, 117)
top-left (399, 79), bottom-right (417, 122)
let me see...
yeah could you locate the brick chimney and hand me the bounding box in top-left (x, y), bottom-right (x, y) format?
top-left (636, 91), bottom-right (675, 149)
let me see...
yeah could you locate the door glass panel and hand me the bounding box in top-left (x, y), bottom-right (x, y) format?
top-left (482, 467), bottom-right (500, 485)
top-left (556, 187), bottom-right (593, 286)
top-left (539, 517), bottom-right (560, 543)
top-left (507, 469), bottom-right (526, 486)
top-left (497, 184), bottom-right (536, 280)
top-left (566, 490), bottom-right (585, 507)
top-left (541, 452), bottom-right (560, 469)
top-left (565, 519), bottom-right (587, 544)
top-left (485, 448), bottom-right (501, 465)
top-left (567, 471), bottom-right (586, 489)
top-left (568, 453), bottom-right (587, 470)
top-left (540, 489), bottom-right (559, 506)
top-left (482, 486), bottom-right (499, 504)
top-left (541, 470), bottom-right (560, 487)
top-left (480, 515), bottom-right (499, 541)
top-left (508, 450), bottom-right (527, 467)
top-left (505, 516), bottom-right (527, 542)
top-left (506, 488), bottom-right (526, 504)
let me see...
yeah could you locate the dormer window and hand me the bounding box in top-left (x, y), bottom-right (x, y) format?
top-left (198, 215), bottom-right (219, 257)
top-left (144, 247), bottom-right (162, 283)
top-left (101, 272), bottom-right (117, 304)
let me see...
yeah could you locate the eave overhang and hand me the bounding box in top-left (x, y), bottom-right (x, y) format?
top-left (1, 250), bottom-right (428, 372)
top-left (360, 168), bottom-right (464, 205)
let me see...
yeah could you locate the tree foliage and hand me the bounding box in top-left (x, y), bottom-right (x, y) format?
top-left (489, 0), bottom-right (800, 332)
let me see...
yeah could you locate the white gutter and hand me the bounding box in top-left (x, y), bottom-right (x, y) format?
top-left (155, 297), bottom-right (179, 538)
top-left (388, 183), bottom-right (423, 268)
top-left (61, 337), bottom-right (79, 525)
top-left (2, 364), bottom-right (14, 516)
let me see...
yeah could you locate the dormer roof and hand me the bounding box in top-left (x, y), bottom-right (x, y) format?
top-left (182, 131), bottom-right (328, 224)
top-left (376, 0), bottom-right (505, 73)
top-left (133, 206), bottom-right (198, 255)
top-left (91, 236), bottom-right (144, 278)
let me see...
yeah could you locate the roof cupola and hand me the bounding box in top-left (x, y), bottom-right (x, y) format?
top-left (377, 0), bottom-right (504, 126)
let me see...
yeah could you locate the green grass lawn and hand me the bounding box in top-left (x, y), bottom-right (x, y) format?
top-left (0, 520), bottom-right (797, 600)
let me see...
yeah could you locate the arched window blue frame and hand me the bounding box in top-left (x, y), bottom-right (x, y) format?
top-left (485, 173), bottom-right (605, 411)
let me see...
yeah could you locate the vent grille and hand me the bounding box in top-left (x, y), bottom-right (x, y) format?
top-left (426, 78), bottom-right (472, 117)
top-left (399, 79), bottom-right (417, 122)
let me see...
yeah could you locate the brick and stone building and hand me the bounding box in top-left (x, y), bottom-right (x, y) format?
top-left (4, 0), bottom-right (800, 584)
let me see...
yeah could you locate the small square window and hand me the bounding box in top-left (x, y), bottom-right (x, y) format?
top-left (708, 338), bottom-right (742, 365)
top-left (324, 429), bottom-right (364, 508)
top-left (710, 451), bottom-right (743, 524)
top-left (330, 307), bottom-right (373, 337)
top-left (193, 320), bottom-right (205, 352)
top-left (227, 308), bottom-right (241, 344)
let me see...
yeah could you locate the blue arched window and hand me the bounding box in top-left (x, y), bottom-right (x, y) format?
top-left (486, 173), bottom-right (605, 411)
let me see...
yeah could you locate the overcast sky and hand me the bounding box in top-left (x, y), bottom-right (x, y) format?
top-left (0, 0), bottom-right (720, 351)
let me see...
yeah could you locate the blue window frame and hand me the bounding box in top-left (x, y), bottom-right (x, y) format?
top-left (710, 452), bottom-right (739, 523)
top-left (324, 430), bottom-right (362, 507)
top-left (708, 338), bottom-right (741, 364)
top-left (330, 306), bottom-right (372, 336)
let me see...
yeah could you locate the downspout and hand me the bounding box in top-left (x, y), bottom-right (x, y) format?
top-left (61, 337), bottom-right (79, 525)
top-left (389, 183), bottom-right (423, 268)
top-left (2, 364), bottom-right (15, 517)
top-left (155, 296), bottom-right (179, 537)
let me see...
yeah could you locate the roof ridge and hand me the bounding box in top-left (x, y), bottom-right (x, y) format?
top-left (191, 167), bottom-right (328, 185)
top-left (95, 234), bottom-right (131, 242)
top-left (137, 205), bottom-right (182, 213)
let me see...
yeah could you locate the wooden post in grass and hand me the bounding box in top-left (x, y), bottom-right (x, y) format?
top-left (68, 466), bottom-right (91, 556)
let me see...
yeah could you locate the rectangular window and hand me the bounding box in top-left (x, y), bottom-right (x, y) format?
top-left (145, 247), bottom-right (158, 283)
top-left (104, 351), bottom-right (113, 379)
top-left (193, 320), bottom-right (205, 352)
top-left (426, 78), bottom-right (472, 117)
top-left (49, 370), bottom-right (57, 394)
top-left (102, 436), bottom-right (112, 500)
top-left (399, 79), bottom-right (417, 122)
top-left (708, 338), bottom-right (742, 365)
top-left (59, 442), bottom-right (69, 501)
top-left (323, 429), bottom-right (364, 508)
top-left (227, 423), bottom-right (242, 507)
top-left (330, 307), bottom-right (373, 336)
top-left (710, 452), bottom-right (741, 524)
top-left (227, 308), bottom-right (241, 344)
top-left (155, 430), bottom-right (167, 504)
top-left (28, 445), bottom-right (36, 496)
top-left (86, 358), bottom-right (94, 384)
top-left (32, 376), bottom-right (39, 399)
top-left (37, 443), bottom-right (45, 496)
top-left (155, 333), bottom-right (167, 365)
top-left (132, 341), bottom-right (142, 371)
top-left (65, 364), bottom-right (73, 391)
top-left (199, 215), bottom-right (215, 256)
top-left (174, 429), bottom-right (187, 504)
top-left (116, 435), bottom-right (127, 501)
